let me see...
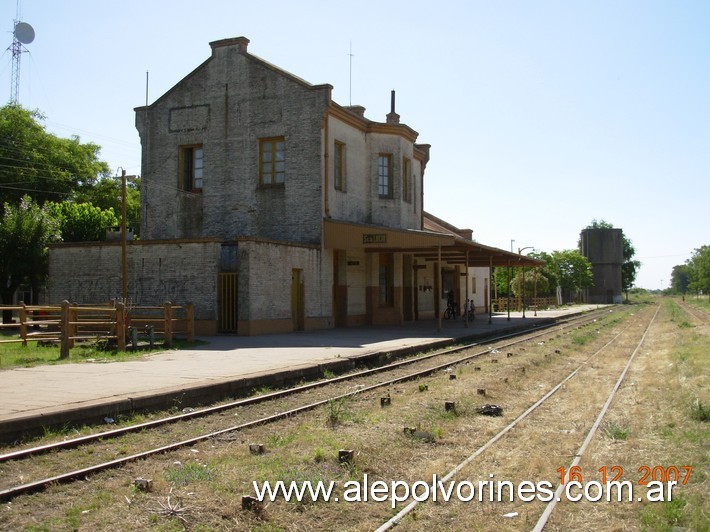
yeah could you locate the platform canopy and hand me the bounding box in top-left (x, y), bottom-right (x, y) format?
top-left (323, 219), bottom-right (544, 268)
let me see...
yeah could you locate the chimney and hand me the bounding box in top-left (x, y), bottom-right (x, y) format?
top-left (386, 89), bottom-right (400, 124)
top-left (346, 105), bottom-right (366, 117)
top-left (210, 36), bottom-right (250, 55)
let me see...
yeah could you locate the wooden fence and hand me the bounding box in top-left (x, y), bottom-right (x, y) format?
top-left (0, 301), bottom-right (194, 358)
top-left (492, 296), bottom-right (559, 312)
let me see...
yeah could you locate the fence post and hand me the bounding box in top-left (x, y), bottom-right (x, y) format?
top-left (60, 300), bottom-right (70, 359)
top-left (186, 303), bottom-right (194, 342)
top-left (116, 302), bottom-right (126, 351)
top-left (164, 301), bottom-right (173, 348)
top-left (69, 303), bottom-right (77, 348)
top-left (19, 302), bottom-right (27, 347)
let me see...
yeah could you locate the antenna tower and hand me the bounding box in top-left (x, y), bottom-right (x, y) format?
top-left (348, 42), bottom-right (354, 106)
top-left (10, 1), bottom-right (34, 103)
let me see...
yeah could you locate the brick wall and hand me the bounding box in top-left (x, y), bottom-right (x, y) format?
top-left (238, 240), bottom-right (331, 320)
top-left (48, 240), bottom-right (221, 323)
top-left (327, 116), bottom-right (423, 230)
top-left (136, 39), bottom-right (330, 245)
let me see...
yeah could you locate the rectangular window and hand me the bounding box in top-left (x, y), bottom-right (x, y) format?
top-left (259, 137), bottom-right (285, 186)
top-left (179, 145), bottom-right (204, 192)
top-left (378, 154), bottom-right (393, 198)
top-left (379, 253), bottom-right (394, 306)
top-left (334, 141), bottom-right (346, 191)
top-left (402, 157), bottom-right (411, 203)
top-left (472, 276), bottom-right (477, 294)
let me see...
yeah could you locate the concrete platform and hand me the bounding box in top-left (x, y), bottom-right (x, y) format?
top-left (0, 305), bottom-right (606, 442)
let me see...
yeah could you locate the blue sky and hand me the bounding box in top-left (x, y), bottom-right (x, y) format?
top-left (2, 0), bottom-right (708, 290)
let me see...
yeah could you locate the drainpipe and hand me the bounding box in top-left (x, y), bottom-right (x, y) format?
top-left (323, 110), bottom-right (330, 218)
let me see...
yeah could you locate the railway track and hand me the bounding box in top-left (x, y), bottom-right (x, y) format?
top-left (0, 300), bottom-right (692, 530)
top-left (0, 308), bottom-right (615, 502)
top-left (677, 298), bottom-right (710, 326)
top-left (374, 304), bottom-right (661, 530)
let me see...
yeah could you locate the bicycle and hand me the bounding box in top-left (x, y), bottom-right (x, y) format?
top-left (444, 300), bottom-right (457, 320)
top-left (464, 299), bottom-right (475, 321)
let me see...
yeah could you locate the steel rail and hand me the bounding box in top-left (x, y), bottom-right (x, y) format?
top-left (532, 304), bottom-right (660, 531)
top-left (0, 309), bottom-right (607, 464)
top-left (0, 310), bottom-right (613, 501)
top-left (376, 305), bottom-right (658, 531)
top-left (677, 300), bottom-right (710, 325)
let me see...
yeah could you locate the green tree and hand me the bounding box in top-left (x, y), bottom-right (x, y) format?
top-left (621, 238), bottom-right (641, 301)
top-left (511, 267), bottom-right (550, 300)
top-left (687, 245), bottom-right (710, 300)
top-left (495, 266), bottom-right (515, 298)
top-left (0, 196), bottom-right (61, 321)
top-left (670, 264), bottom-right (691, 295)
top-left (47, 202), bottom-right (119, 242)
top-left (0, 104), bottom-right (111, 213)
top-left (73, 176), bottom-right (141, 237)
top-left (0, 104), bottom-right (131, 308)
top-left (527, 251), bottom-right (559, 297)
top-left (510, 251), bottom-right (556, 300)
top-left (551, 249), bottom-right (594, 302)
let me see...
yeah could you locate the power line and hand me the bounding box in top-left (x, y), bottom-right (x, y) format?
top-left (0, 184), bottom-right (70, 195)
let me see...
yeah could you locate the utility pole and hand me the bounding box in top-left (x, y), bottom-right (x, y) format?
top-left (121, 170), bottom-right (128, 301)
top-left (117, 169), bottom-right (137, 302)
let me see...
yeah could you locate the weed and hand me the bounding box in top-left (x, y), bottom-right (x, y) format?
top-left (690, 399), bottom-right (710, 422)
top-left (41, 422), bottom-right (80, 439)
top-left (325, 397), bottom-right (351, 426)
top-left (268, 431), bottom-right (297, 448)
top-left (603, 421), bottom-right (629, 440)
top-left (115, 445), bottom-right (129, 455)
top-left (571, 331), bottom-right (594, 345)
top-left (164, 461), bottom-right (214, 486)
top-left (322, 369), bottom-right (336, 380)
top-left (313, 447), bottom-right (328, 463)
top-left (262, 462), bottom-right (344, 505)
top-left (664, 299), bottom-right (694, 328)
top-left (641, 495), bottom-right (687, 530)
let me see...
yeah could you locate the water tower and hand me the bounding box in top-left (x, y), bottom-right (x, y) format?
top-left (580, 228), bottom-right (623, 304)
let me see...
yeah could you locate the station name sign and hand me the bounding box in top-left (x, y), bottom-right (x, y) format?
top-left (362, 233), bottom-right (387, 244)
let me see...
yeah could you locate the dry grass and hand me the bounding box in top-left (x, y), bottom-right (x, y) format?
top-left (541, 299), bottom-right (709, 531)
top-left (0, 302), bottom-right (705, 531)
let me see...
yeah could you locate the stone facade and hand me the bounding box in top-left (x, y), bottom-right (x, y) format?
top-left (135, 37), bottom-right (331, 245)
top-left (49, 36), bottom-right (522, 335)
top-left (48, 240), bottom-right (221, 334)
top-left (131, 36), bottom-right (432, 333)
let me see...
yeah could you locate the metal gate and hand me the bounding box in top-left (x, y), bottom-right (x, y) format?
top-left (218, 273), bottom-right (238, 332)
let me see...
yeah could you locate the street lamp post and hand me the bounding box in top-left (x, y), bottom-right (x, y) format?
top-left (518, 246), bottom-right (535, 318)
top-left (507, 240), bottom-right (515, 321)
top-left (506, 264), bottom-right (511, 321)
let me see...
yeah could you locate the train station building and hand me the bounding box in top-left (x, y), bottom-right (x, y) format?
top-left (48, 36), bottom-right (541, 335)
